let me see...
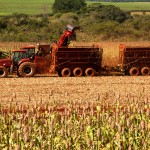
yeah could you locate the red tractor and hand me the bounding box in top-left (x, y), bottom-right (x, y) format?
top-left (0, 25), bottom-right (103, 78)
top-left (0, 46), bottom-right (36, 77)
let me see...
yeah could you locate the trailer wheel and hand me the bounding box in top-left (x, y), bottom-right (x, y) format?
top-left (85, 68), bottom-right (95, 77)
top-left (73, 67), bottom-right (83, 77)
top-left (18, 62), bottom-right (36, 77)
top-left (141, 67), bottom-right (150, 76)
top-left (129, 67), bottom-right (139, 76)
top-left (0, 66), bottom-right (7, 78)
top-left (61, 68), bottom-right (71, 77)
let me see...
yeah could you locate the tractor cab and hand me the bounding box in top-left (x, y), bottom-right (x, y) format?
top-left (12, 50), bottom-right (28, 65)
top-left (21, 46), bottom-right (36, 58)
top-left (12, 46), bottom-right (36, 65)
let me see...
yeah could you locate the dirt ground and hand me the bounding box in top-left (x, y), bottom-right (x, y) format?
top-left (0, 76), bottom-right (150, 107)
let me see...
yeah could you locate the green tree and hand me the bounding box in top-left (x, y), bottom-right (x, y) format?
top-left (52, 0), bottom-right (87, 13)
top-left (85, 4), bottom-right (130, 23)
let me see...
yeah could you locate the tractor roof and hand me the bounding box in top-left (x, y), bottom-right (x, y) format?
top-left (12, 50), bottom-right (26, 52)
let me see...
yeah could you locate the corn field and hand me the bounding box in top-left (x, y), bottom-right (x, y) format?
top-left (0, 98), bottom-right (150, 150)
top-left (0, 76), bottom-right (150, 149)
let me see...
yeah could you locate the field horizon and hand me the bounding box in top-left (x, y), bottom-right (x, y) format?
top-left (0, 1), bottom-right (150, 15)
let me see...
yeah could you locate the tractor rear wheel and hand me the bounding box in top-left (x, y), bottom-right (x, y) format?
top-left (141, 67), bottom-right (150, 76)
top-left (18, 62), bottom-right (36, 77)
top-left (0, 66), bottom-right (7, 78)
top-left (85, 68), bottom-right (95, 77)
top-left (73, 67), bottom-right (83, 77)
top-left (61, 68), bottom-right (71, 77)
top-left (129, 67), bottom-right (139, 76)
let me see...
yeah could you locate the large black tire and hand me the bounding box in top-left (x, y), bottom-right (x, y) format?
top-left (85, 68), bottom-right (95, 77)
top-left (129, 67), bottom-right (139, 76)
top-left (73, 67), bottom-right (83, 77)
top-left (141, 67), bottom-right (150, 76)
top-left (61, 68), bottom-right (71, 77)
top-left (18, 62), bottom-right (36, 77)
top-left (0, 66), bottom-right (7, 78)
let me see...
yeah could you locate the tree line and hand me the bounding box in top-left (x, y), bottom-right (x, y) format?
top-left (0, 0), bottom-right (150, 42)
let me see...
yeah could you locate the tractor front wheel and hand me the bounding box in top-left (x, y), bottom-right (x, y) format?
top-left (0, 66), bottom-right (7, 78)
top-left (18, 62), bottom-right (36, 77)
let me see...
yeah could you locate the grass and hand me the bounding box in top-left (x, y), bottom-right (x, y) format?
top-left (87, 2), bottom-right (150, 11)
top-left (0, 0), bottom-right (55, 15)
top-left (0, 1), bottom-right (150, 16)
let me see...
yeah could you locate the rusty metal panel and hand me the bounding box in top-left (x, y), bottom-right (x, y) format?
top-left (34, 54), bottom-right (52, 74)
top-left (118, 44), bottom-right (150, 71)
top-left (38, 44), bottom-right (51, 54)
top-left (52, 45), bottom-right (103, 72)
top-left (40, 43), bottom-right (103, 74)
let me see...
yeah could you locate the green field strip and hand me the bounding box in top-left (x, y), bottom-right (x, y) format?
top-left (87, 2), bottom-right (150, 11)
top-left (0, 1), bottom-right (150, 16)
top-left (0, 0), bottom-right (54, 15)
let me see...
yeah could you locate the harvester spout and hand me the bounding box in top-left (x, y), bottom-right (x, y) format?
top-left (66, 24), bottom-right (80, 32)
top-left (58, 24), bottom-right (80, 47)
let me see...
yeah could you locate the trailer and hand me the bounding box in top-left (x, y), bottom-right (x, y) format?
top-left (118, 44), bottom-right (150, 76)
top-left (50, 44), bottom-right (102, 77)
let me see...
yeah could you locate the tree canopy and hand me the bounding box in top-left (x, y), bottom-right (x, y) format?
top-left (52, 0), bottom-right (87, 13)
top-left (85, 4), bottom-right (129, 23)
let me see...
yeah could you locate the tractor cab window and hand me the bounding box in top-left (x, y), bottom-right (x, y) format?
top-left (23, 48), bottom-right (35, 57)
top-left (12, 52), bottom-right (27, 65)
top-left (13, 52), bottom-right (27, 58)
top-left (28, 48), bottom-right (35, 56)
